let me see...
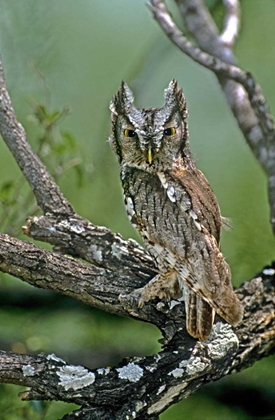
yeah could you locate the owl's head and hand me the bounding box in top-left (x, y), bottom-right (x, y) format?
top-left (109, 79), bottom-right (189, 171)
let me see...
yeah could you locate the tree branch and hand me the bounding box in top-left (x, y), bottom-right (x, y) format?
top-left (23, 214), bottom-right (154, 275)
top-left (0, 61), bottom-right (73, 216)
top-left (0, 233), bottom-right (127, 317)
top-left (0, 232), bottom-right (180, 342)
top-left (1, 269), bottom-right (275, 419)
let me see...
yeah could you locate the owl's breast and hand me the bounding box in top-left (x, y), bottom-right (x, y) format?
top-left (121, 167), bottom-right (197, 258)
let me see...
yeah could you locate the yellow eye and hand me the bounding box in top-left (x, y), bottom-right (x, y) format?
top-left (124, 129), bottom-right (136, 138)
top-left (164, 127), bottom-right (176, 136)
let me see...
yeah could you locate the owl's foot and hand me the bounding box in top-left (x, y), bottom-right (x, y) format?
top-left (137, 273), bottom-right (181, 308)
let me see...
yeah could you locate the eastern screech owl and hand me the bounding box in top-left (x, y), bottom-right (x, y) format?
top-left (109, 80), bottom-right (243, 341)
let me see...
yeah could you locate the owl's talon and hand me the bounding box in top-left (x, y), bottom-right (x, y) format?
top-left (136, 287), bottom-right (149, 308)
top-left (138, 298), bottom-right (144, 309)
top-left (124, 287), bottom-right (147, 309)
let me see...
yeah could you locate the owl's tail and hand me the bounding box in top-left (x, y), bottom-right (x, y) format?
top-left (184, 285), bottom-right (215, 342)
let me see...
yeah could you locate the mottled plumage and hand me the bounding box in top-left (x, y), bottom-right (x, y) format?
top-left (109, 80), bottom-right (243, 341)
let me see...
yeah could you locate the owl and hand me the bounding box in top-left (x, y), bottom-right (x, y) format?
top-left (109, 80), bottom-right (243, 341)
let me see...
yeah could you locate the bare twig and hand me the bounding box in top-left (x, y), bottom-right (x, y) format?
top-left (149, 0), bottom-right (275, 234)
top-left (220, 0), bottom-right (241, 47)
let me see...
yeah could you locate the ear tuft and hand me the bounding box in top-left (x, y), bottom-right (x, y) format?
top-left (164, 79), bottom-right (188, 119)
top-left (109, 81), bottom-right (135, 117)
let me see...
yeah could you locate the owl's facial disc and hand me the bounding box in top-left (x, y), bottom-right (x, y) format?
top-left (122, 125), bottom-right (156, 165)
top-left (122, 115), bottom-right (182, 168)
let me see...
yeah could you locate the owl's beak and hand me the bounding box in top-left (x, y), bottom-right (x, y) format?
top-left (147, 147), bottom-right (153, 164)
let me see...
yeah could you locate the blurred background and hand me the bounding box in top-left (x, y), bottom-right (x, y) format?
top-left (0, 0), bottom-right (275, 418)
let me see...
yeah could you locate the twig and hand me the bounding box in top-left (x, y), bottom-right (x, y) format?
top-left (220, 0), bottom-right (241, 47)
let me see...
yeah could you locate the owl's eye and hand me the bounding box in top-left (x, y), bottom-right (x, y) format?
top-left (164, 127), bottom-right (176, 136)
top-left (124, 129), bottom-right (136, 138)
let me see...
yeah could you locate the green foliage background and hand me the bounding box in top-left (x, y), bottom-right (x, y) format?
top-left (0, 0), bottom-right (275, 418)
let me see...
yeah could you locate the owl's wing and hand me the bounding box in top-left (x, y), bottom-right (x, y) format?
top-left (169, 162), bottom-right (243, 328)
top-left (169, 162), bottom-right (222, 243)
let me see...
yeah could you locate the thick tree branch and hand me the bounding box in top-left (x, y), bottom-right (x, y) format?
top-left (0, 232), bottom-right (155, 320)
top-left (0, 233), bottom-right (127, 317)
top-left (0, 269), bottom-right (275, 419)
top-left (23, 214), bottom-right (154, 274)
top-left (0, 233), bottom-right (177, 340)
top-left (149, 0), bottom-right (275, 234)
